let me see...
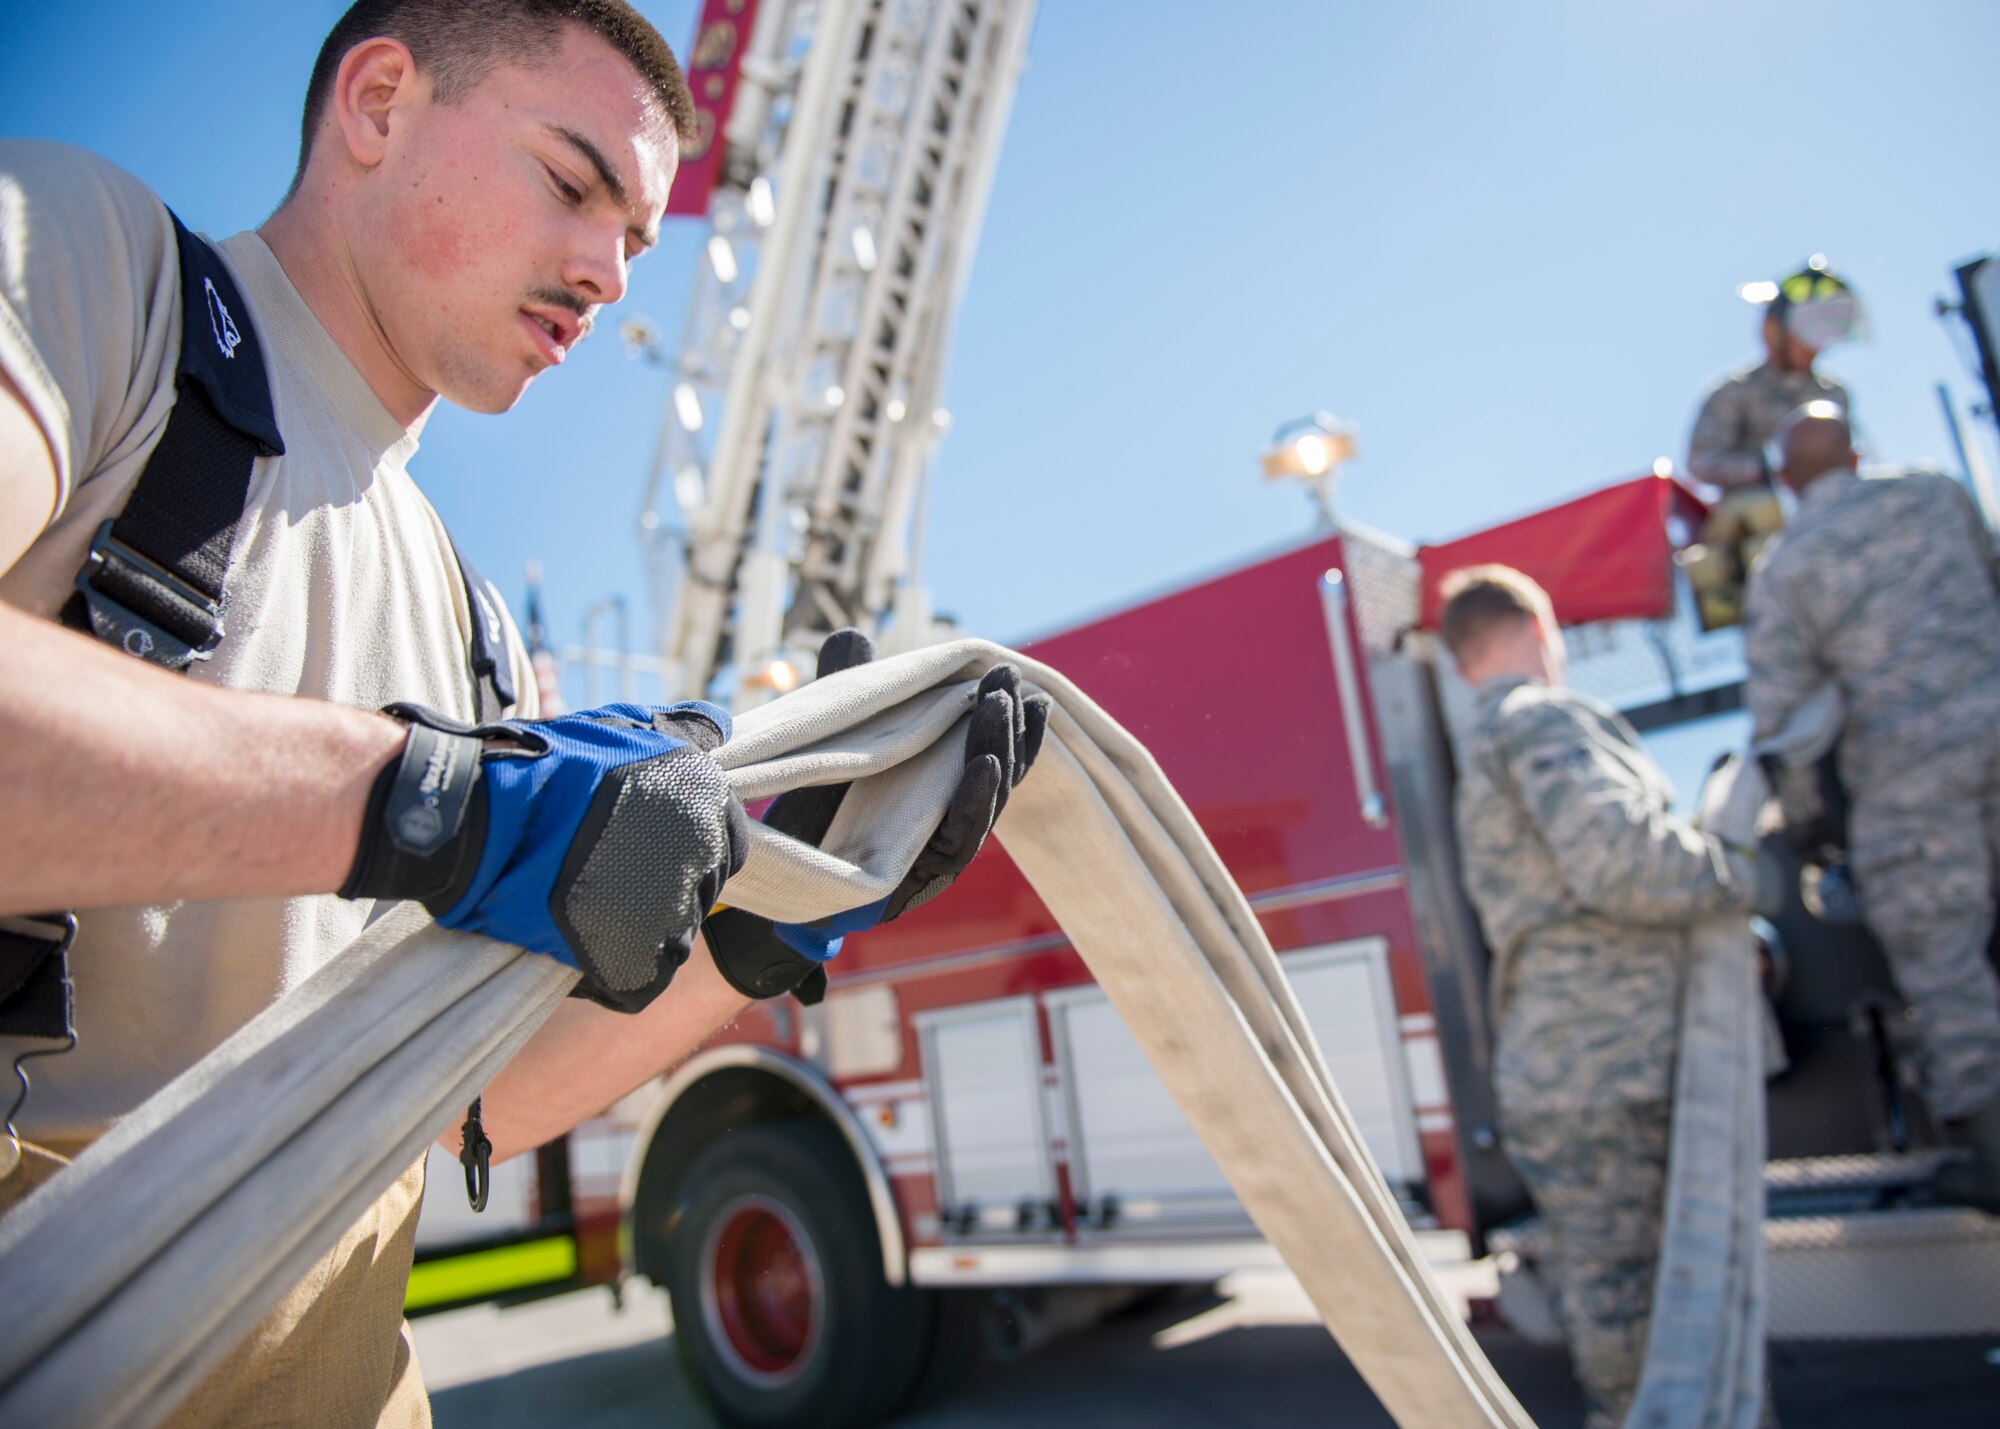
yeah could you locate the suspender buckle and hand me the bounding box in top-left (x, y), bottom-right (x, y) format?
top-left (3, 912), bottom-right (79, 1166)
top-left (459, 1097), bottom-right (492, 1212)
top-left (75, 521), bottom-right (226, 670)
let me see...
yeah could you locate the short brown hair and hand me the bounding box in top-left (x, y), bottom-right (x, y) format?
top-left (296, 0), bottom-right (695, 185)
top-left (1437, 564), bottom-right (1551, 661)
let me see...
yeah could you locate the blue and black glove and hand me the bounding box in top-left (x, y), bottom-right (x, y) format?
top-left (341, 701), bottom-right (750, 1014)
top-left (702, 631), bottom-right (1050, 1004)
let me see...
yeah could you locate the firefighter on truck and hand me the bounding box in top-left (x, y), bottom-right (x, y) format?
top-left (1682, 257), bottom-right (1861, 631)
top-left (1744, 403), bottom-right (2000, 1211)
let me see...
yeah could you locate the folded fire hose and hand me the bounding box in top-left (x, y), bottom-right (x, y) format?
top-left (0, 640), bottom-right (1768, 1428)
top-left (1622, 688), bottom-right (1843, 1429)
top-left (1625, 752), bottom-right (1768, 1429)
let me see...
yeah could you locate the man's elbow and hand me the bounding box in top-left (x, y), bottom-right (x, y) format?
top-left (1571, 866), bottom-right (1727, 927)
top-left (1688, 455), bottom-right (1752, 491)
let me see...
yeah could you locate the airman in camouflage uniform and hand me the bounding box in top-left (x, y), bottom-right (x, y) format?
top-left (1683, 262), bottom-right (1858, 631)
top-left (1442, 565), bottom-right (1757, 1429)
top-left (1687, 363), bottom-right (1850, 493)
top-left (1689, 258), bottom-right (1861, 492)
top-left (1682, 362), bottom-right (1850, 630)
top-left (1744, 407), bottom-right (2000, 1152)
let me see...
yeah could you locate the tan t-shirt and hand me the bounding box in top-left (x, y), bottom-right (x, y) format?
top-left (0, 140), bottom-right (536, 1143)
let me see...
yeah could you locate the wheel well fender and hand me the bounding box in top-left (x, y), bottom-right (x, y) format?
top-left (620, 1045), bottom-right (908, 1286)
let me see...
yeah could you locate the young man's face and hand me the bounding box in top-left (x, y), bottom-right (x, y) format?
top-left (358, 25), bottom-right (678, 414)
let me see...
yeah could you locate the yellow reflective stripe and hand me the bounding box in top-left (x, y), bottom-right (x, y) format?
top-left (404, 1236), bottom-right (578, 1311)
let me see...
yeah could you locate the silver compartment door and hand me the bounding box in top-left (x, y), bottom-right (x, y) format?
top-left (1054, 936), bottom-right (1419, 1232)
top-left (1283, 938), bottom-right (1421, 1185)
top-left (917, 997), bottom-right (1053, 1236)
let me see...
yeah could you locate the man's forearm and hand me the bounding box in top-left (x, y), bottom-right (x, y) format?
top-left (0, 602), bottom-right (404, 913)
top-left (1687, 448), bottom-right (1764, 491)
top-left (470, 937), bottom-right (754, 1164)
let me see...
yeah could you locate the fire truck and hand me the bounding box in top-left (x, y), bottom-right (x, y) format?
top-left (408, 470), bottom-right (2000, 1424)
top-left (404, 1), bottom-right (2000, 1424)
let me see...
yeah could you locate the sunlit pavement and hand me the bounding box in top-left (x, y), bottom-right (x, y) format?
top-left (413, 1268), bottom-right (1558, 1429)
top-left (415, 1258), bottom-right (2000, 1428)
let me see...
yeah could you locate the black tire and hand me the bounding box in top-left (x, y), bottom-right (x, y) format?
top-left (664, 1119), bottom-right (930, 1428)
top-left (898, 1288), bottom-right (987, 1414)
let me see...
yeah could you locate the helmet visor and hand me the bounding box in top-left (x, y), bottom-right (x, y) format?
top-left (1784, 291), bottom-right (1864, 351)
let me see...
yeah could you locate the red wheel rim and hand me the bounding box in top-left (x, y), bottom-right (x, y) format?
top-left (701, 1194), bottom-right (822, 1384)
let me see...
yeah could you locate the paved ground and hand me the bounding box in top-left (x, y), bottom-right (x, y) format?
top-left (414, 1265), bottom-right (2000, 1427)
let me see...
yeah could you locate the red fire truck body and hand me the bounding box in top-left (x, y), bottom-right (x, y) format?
top-left (413, 513), bottom-right (1476, 1314)
top-left (696, 521), bottom-right (1470, 1266)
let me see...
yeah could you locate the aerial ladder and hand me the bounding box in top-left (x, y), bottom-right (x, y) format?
top-left (636, 0), bottom-right (1038, 706)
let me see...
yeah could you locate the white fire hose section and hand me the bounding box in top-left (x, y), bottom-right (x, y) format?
top-left (1627, 752), bottom-right (1769, 1429)
top-left (0, 639), bottom-right (1769, 1428)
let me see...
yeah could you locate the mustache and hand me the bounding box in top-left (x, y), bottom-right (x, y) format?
top-left (527, 287), bottom-right (595, 336)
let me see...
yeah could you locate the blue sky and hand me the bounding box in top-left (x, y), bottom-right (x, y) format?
top-left (4, 1), bottom-right (1997, 704)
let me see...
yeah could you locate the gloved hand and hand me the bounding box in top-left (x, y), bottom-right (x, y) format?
top-left (1724, 840), bottom-right (1788, 921)
top-left (1776, 750), bottom-right (1850, 861)
top-left (703, 631), bottom-right (1050, 1004)
top-left (1799, 857), bottom-right (1863, 925)
top-left (341, 701), bottom-right (749, 1013)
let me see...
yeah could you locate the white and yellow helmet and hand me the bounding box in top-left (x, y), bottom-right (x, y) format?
top-left (1739, 255), bottom-right (1867, 351)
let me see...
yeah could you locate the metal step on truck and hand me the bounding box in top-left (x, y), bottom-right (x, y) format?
top-left (408, 468), bottom-right (2000, 1427)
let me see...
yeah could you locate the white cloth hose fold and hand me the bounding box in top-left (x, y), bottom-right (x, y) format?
top-left (0, 638), bottom-right (1762, 1429)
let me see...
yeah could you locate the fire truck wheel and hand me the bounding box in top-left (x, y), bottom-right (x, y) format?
top-left (665, 1119), bottom-right (930, 1428)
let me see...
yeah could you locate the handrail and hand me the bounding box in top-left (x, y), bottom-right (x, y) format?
top-left (1318, 568), bottom-right (1389, 830)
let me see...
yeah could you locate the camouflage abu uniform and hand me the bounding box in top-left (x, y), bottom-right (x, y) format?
top-left (1456, 676), bottom-right (1754, 1429)
top-left (1743, 468), bottom-right (2000, 1119)
top-left (1687, 361), bottom-right (1850, 491)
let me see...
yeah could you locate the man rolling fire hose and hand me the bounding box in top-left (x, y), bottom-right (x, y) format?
top-left (0, 639), bottom-right (1770, 1429)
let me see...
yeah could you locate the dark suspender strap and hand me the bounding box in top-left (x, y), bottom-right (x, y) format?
top-left (451, 543), bottom-right (519, 719)
top-left (17, 215), bottom-right (519, 1106)
top-left (61, 210), bottom-right (284, 670)
top-left (0, 916), bottom-right (77, 1043)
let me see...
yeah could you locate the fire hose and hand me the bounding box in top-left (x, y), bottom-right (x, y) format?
top-left (0, 639), bottom-right (1768, 1428)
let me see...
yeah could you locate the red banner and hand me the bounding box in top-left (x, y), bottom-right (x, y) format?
top-left (1417, 475), bottom-right (1707, 630)
top-left (666, 0), bottom-right (760, 218)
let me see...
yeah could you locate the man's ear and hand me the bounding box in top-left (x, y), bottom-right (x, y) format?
top-left (330, 37), bottom-right (424, 170)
